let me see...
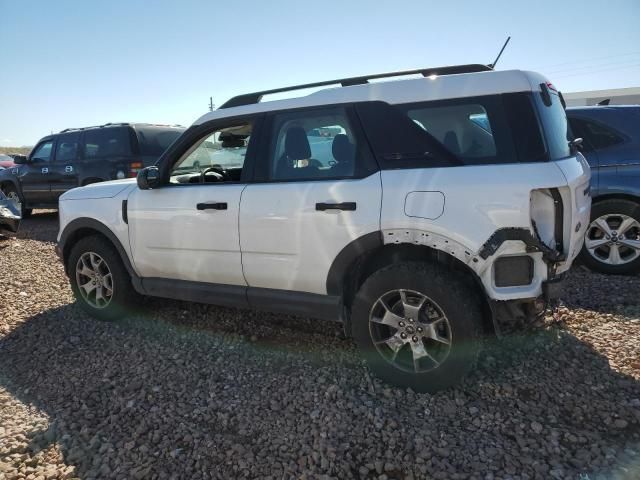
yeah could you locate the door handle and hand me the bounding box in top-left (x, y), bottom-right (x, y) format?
top-left (41, 167), bottom-right (49, 174)
top-left (315, 202), bottom-right (357, 211)
top-left (65, 165), bottom-right (74, 173)
top-left (197, 202), bottom-right (227, 210)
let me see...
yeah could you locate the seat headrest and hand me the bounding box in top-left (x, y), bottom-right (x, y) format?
top-left (284, 126), bottom-right (311, 160)
top-left (332, 134), bottom-right (355, 163)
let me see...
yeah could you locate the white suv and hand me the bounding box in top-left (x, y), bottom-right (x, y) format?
top-left (57, 64), bottom-right (591, 392)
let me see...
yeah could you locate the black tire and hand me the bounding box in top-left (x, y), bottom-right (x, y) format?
top-left (67, 235), bottom-right (139, 321)
top-left (578, 199), bottom-right (640, 275)
top-left (351, 262), bottom-right (483, 393)
top-left (1, 184), bottom-right (31, 218)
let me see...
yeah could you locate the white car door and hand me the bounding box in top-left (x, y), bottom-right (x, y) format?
top-left (239, 106), bottom-right (382, 295)
top-left (128, 120), bottom-right (257, 287)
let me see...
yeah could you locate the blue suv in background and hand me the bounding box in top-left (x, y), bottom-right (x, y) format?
top-left (567, 106), bottom-right (640, 275)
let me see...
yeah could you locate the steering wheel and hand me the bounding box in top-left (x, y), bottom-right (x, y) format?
top-left (200, 166), bottom-right (230, 183)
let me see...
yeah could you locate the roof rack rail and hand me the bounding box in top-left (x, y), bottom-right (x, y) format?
top-left (60, 122), bottom-right (131, 133)
top-left (219, 63), bottom-right (492, 109)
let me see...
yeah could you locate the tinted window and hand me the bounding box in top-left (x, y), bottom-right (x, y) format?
top-left (136, 126), bottom-right (185, 157)
top-left (55, 132), bottom-right (80, 162)
top-left (169, 123), bottom-right (251, 184)
top-left (359, 96), bottom-right (519, 167)
top-left (407, 104), bottom-right (497, 159)
top-left (534, 89), bottom-right (571, 160)
top-left (268, 107), bottom-right (357, 181)
top-left (568, 117), bottom-right (624, 150)
top-left (503, 93), bottom-right (547, 162)
top-left (31, 141), bottom-right (54, 162)
top-left (83, 127), bottom-right (131, 158)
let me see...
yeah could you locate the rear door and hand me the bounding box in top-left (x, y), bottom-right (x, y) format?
top-left (49, 131), bottom-right (81, 199)
top-left (239, 105), bottom-right (381, 296)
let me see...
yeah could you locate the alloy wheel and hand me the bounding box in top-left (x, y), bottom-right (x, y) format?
top-left (75, 252), bottom-right (114, 309)
top-left (369, 289), bottom-right (452, 373)
top-left (585, 214), bottom-right (640, 266)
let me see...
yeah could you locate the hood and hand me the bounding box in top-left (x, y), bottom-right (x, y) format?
top-left (60, 179), bottom-right (137, 201)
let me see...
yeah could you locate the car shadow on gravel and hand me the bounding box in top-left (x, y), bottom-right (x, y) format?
top-left (15, 210), bottom-right (59, 243)
top-left (1, 301), bottom-right (639, 479)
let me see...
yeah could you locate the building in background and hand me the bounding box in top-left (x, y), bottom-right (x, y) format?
top-left (564, 87), bottom-right (640, 106)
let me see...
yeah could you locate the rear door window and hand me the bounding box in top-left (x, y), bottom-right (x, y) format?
top-left (54, 132), bottom-right (80, 162)
top-left (82, 127), bottom-right (132, 158)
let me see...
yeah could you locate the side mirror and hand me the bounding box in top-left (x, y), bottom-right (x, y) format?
top-left (137, 166), bottom-right (161, 190)
top-left (13, 155), bottom-right (28, 165)
top-left (569, 137), bottom-right (583, 153)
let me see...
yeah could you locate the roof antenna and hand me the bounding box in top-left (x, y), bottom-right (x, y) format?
top-left (489, 36), bottom-right (511, 69)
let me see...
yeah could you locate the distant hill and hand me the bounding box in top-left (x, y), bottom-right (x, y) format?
top-left (0, 146), bottom-right (32, 155)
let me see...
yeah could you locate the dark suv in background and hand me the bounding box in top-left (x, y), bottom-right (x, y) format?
top-left (0, 123), bottom-right (185, 216)
top-left (567, 106), bottom-right (640, 274)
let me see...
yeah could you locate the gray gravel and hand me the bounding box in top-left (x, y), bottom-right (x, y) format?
top-left (1, 211), bottom-right (639, 479)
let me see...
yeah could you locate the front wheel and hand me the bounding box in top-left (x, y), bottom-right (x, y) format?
top-left (351, 262), bottom-right (483, 393)
top-left (579, 199), bottom-right (640, 275)
top-left (67, 235), bottom-right (139, 321)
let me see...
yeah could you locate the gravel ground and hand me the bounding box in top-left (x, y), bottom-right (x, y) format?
top-left (0, 211), bottom-right (639, 480)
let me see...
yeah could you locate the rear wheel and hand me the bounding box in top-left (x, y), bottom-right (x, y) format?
top-left (68, 235), bottom-right (139, 321)
top-left (579, 199), bottom-right (640, 275)
top-left (351, 262), bottom-right (483, 393)
top-left (1, 184), bottom-right (32, 218)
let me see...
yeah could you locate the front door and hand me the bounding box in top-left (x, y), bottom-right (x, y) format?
top-left (239, 106), bottom-right (382, 295)
top-left (19, 139), bottom-right (56, 204)
top-left (127, 119), bottom-right (256, 287)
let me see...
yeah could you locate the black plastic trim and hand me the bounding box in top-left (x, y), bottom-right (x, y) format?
top-left (326, 231), bottom-right (383, 296)
top-left (247, 288), bottom-right (342, 322)
top-left (478, 227), bottom-right (564, 262)
top-left (122, 200), bottom-right (128, 224)
top-left (139, 278), bottom-right (343, 321)
top-left (549, 188), bottom-right (564, 253)
top-left (141, 278), bottom-right (250, 309)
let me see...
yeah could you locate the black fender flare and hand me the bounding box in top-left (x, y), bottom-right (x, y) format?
top-left (325, 231), bottom-right (383, 296)
top-left (58, 217), bottom-right (140, 288)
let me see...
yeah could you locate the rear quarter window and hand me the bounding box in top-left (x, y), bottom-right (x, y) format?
top-left (356, 96), bottom-right (519, 168)
top-left (83, 127), bottom-right (132, 158)
top-left (136, 127), bottom-right (185, 157)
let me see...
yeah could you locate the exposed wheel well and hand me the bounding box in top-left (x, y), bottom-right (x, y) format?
top-left (0, 181), bottom-right (18, 193)
top-left (341, 243), bottom-right (495, 335)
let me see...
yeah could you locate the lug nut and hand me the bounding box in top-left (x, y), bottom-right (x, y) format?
top-left (412, 336), bottom-right (418, 342)
top-left (417, 327), bottom-right (423, 333)
top-left (400, 333), bottom-right (407, 339)
top-left (409, 318), bottom-right (414, 323)
top-left (399, 321), bottom-right (405, 327)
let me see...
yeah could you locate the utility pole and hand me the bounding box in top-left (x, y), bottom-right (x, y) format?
top-left (209, 97), bottom-right (215, 111)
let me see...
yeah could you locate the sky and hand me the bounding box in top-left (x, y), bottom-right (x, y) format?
top-left (1, 0), bottom-right (639, 146)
